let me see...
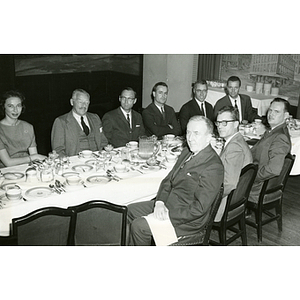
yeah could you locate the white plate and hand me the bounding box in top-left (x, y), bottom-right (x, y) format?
top-left (86, 175), bottom-right (111, 184)
top-left (72, 164), bottom-right (93, 173)
top-left (2, 172), bottom-right (24, 180)
top-left (0, 194), bottom-right (24, 208)
top-left (0, 182), bottom-right (18, 191)
top-left (85, 159), bottom-right (98, 165)
top-left (25, 187), bottom-right (53, 199)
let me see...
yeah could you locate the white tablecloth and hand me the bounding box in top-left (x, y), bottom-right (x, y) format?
top-left (290, 130), bottom-right (300, 176)
top-left (206, 87), bottom-right (289, 116)
top-left (0, 154), bottom-right (173, 235)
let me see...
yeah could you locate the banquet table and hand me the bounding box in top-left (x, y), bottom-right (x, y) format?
top-left (0, 150), bottom-right (176, 236)
top-left (206, 87), bottom-right (289, 116)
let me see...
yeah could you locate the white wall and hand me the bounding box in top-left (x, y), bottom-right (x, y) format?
top-left (142, 54), bottom-right (196, 112)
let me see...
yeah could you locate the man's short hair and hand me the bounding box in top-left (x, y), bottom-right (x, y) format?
top-left (227, 76), bottom-right (241, 87)
top-left (151, 82), bottom-right (168, 100)
top-left (188, 115), bottom-right (214, 135)
top-left (121, 87), bottom-right (136, 98)
top-left (72, 89), bottom-right (90, 100)
top-left (193, 79), bottom-right (208, 88)
top-left (270, 97), bottom-right (290, 113)
top-left (217, 106), bottom-right (239, 122)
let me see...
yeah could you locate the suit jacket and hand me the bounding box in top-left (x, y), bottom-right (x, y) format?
top-left (248, 122), bottom-right (291, 203)
top-left (214, 132), bottom-right (253, 221)
top-left (179, 99), bottom-right (214, 133)
top-left (155, 145), bottom-right (224, 237)
top-left (51, 111), bottom-right (108, 157)
top-left (102, 107), bottom-right (145, 148)
top-left (213, 94), bottom-right (260, 122)
top-left (142, 102), bottom-right (181, 138)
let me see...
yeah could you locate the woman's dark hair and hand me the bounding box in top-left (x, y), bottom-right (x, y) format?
top-left (0, 90), bottom-right (26, 117)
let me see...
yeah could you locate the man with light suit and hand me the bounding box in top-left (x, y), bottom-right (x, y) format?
top-left (212, 106), bottom-right (253, 221)
top-left (51, 88), bottom-right (108, 157)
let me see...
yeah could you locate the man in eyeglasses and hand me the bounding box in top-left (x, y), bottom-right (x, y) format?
top-left (212, 106), bottom-right (252, 221)
top-left (142, 82), bottom-right (181, 138)
top-left (51, 89), bottom-right (108, 157)
top-left (213, 76), bottom-right (260, 123)
top-left (102, 87), bottom-right (145, 148)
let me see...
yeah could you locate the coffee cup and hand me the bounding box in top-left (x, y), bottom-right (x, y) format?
top-left (164, 134), bottom-right (175, 141)
top-left (114, 164), bottom-right (126, 173)
top-left (66, 175), bottom-right (81, 186)
top-left (5, 185), bottom-right (22, 201)
top-left (79, 150), bottom-right (93, 158)
top-left (126, 141), bottom-right (138, 149)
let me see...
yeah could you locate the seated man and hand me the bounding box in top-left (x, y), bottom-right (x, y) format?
top-left (51, 88), bottom-right (108, 157)
top-left (248, 98), bottom-right (291, 203)
top-left (102, 87), bottom-right (145, 148)
top-left (213, 76), bottom-right (260, 123)
top-left (212, 106), bottom-right (253, 221)
top-left (142, 82), bottom-right (181, 138)
top-left (127, 116), bottom-right (224, 246)
top-left (179, 79), bottom-right (214, 134)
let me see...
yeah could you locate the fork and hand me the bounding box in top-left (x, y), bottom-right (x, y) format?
top-left (130, 166), bottom-right (144, 174)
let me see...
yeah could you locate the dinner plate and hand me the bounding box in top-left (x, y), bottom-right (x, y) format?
top-left (85, 159), bottom-right (98, 165)
top-left (86, 175), bottom-right (111, 184)
top-left (2, 172), bottom-right (24, 180)
top-left (25, 187), bottom-right (53, 199)
top-left (0, 194), bottom-right (24, 208)
top-left (62, 171), bottom-right (80, 178)
top-left (72, 164), bottom-right (93, 173)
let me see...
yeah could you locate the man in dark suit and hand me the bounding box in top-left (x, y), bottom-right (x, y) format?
top-left (213, 76), bottom-right (260, 123)
top-left (102, 87), bottom-right (145, 148)
top-left (179, 79), bottom-right (214, 133)
top-left (127, 116), bottom-right (224, 245)
top-left (142, 82), bottom-right (181, 138)
top-left (248, 98), bottom-right (291, 203)
top-left (51, 89), bottom-right (108, 157)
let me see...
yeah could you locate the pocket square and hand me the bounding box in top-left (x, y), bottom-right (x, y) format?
top-left (187, 172), bottom-right (192, 177)
top-left (136, 124), bottom-right (141, 127)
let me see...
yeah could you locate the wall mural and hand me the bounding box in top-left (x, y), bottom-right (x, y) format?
top-left (219, 54), bottom-right (300, 106)
top-left (14, 54), bottom-right (141, 77)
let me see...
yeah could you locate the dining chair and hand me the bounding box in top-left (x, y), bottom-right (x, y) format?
top-left (12, 207), bottom-right (75, 246)
top-left (209, 163), bottom-right (258, 246)
top-left (246, 153), bottom-right (295, 242)
top-left (169, 185), bottom-right (224, 246)
top-left (68, 200), bottom-right (127, 246)
top-left (0, 235), bottom-right (17, 246)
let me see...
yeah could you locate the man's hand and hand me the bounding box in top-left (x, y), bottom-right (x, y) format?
top-left (153, 201), bottom-right (169, 220)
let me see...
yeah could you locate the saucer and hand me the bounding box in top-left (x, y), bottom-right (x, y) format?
top-left (2, 172), bottom-right (24, 180)
top-left (114, 167), bottom-right (129, 173)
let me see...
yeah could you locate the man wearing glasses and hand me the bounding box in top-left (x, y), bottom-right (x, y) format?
top-left (179, 79), bottom-right (214, 134)
top-left (51, 89), bottom-right (108, 157)
top-left (142, 82), bottom-right (181, 138)
top-left (212, 106), bottom-right (252, 221)
top-left (102, 87), bottom-right (145, 148)
top-left (213, 76), bottom-right (260, 123)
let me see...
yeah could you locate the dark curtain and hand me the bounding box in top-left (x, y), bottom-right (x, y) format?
top-left (197, 54), bottom-right (222, 81)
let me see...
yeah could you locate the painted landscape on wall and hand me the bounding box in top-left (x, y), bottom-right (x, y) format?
top-left (220, 54), bottom-right (300, 105)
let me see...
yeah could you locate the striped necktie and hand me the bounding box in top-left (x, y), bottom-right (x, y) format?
top-left (81, 116), bottom-right (89, 136)
top-left (127, 113), bottom-right (131, 127)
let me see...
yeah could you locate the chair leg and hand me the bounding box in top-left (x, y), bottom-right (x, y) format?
top-left (256, 208), bottom-right (263, 243)
top-left (219, 226), bottom-right (226, 245)
top-left (275, 203), bottom-right (283, 232)
top-left (240, 218), bottom-right (247, 246)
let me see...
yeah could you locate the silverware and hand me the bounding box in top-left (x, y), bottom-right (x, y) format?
top-left (130, 166), bottom-right (144, 174)
top-left (55, 180), bottom-right (66, 192)
top-left (49, 184), bottom-right (61, 194)
top-left (80, 181), bottom-right (87, 188)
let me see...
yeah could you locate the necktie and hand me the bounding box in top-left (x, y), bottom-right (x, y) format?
top-left (81, 116), bottom-right (89, 136)
top-left (127, 113), bottom-right (131, 127)
top-left (234, 100), bottom-right (240, 121)
top-left (201, 103), bottom-right (205, 116)
top-left (161, 106), bottom-right (166, 120)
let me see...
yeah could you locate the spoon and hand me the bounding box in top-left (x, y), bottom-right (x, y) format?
top-left (49, 184), bottom-right (61, 194)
